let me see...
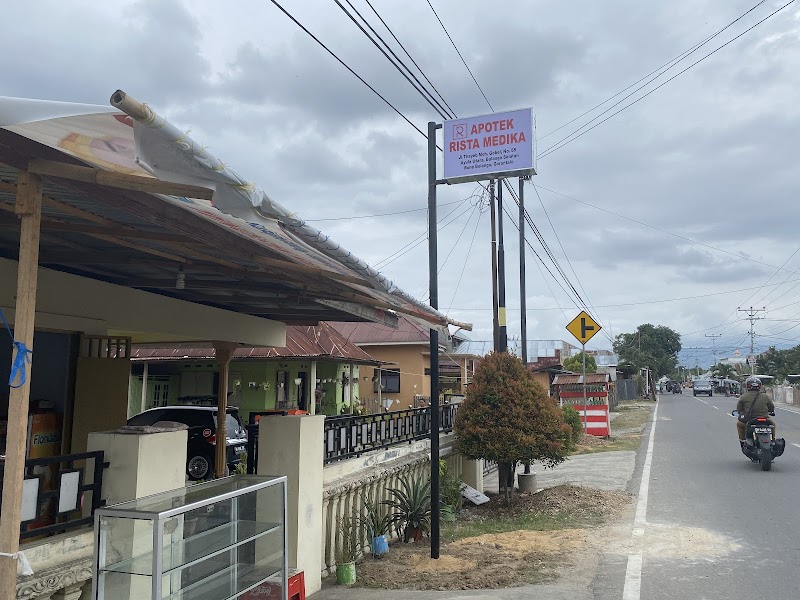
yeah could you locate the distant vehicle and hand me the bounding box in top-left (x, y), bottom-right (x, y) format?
top-left (666, 381), bottom-right (682, 394)
top-left (127, 405), bottom-right (247, 480)
top-left (692, 379), bottom-right (713, 397)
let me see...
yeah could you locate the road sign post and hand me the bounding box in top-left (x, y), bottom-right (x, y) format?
top-left (566, 311), bottom-right (602, 433)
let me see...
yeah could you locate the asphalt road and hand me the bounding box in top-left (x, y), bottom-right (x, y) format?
top-left (637, 391), bottom-right (800, 599)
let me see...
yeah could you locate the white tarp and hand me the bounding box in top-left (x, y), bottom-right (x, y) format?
top-left (0, 93), bottom-right (453, 329)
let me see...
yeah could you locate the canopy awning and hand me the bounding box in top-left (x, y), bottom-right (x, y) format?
top-left (0, 92), bottom-right (468, 336)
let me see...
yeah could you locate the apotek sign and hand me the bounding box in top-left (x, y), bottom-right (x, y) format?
top-left (443, 107), bottom-right (535, 183)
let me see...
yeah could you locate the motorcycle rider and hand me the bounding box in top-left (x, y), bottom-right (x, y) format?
top-left (736, 376), bottom-right (775, 447)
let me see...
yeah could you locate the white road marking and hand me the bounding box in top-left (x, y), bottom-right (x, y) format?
top-left (623, 402), bottom-right (658, 600)
top-left (712, 406), bottom-right (719, 410)
top-left (698, 399), bottom-right (709, 405)
top-left (792, 443), bottom-right (800, 450)
top-left (727, 413), bottom-right (736, 418)
top-left (622, 554), bottom-right (643, 600)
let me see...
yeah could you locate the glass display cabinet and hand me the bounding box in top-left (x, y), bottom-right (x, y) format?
top-left (92, 475), bottom-right (287, 600)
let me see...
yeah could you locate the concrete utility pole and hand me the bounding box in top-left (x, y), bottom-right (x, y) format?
top-left (705, 333), bottom-right (722, 370)
top-left (738, 306), bottom-right (766, 374)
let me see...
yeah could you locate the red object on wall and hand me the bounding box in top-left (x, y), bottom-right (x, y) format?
top-left (240, 570), bottom-right (305, 600)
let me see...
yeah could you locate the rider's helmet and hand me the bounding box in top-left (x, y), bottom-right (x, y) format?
top-left (745, 376), bottom-right (762, 391)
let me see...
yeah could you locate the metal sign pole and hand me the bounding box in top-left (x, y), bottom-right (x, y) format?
top-left (582, 343), bottom-right (588, 432)
top-left (427, 121), bottom-right (441, 560)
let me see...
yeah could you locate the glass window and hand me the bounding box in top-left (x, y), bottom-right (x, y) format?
top-left (374, 369), bottom-right (400, 394)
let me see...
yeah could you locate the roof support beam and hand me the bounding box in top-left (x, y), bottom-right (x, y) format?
top-left (28, 158), bottom-right (214, 200)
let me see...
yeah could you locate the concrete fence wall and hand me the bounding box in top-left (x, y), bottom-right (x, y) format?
top-left (765, 386), bottom-right (800, 405)
top-left (319, 440), bottom-right (471, 577)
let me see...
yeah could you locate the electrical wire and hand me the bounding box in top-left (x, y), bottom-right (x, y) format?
top-left (304, 198), bottom-right (465, 222)
top-left (425, 0), bottom-right (494, 111)
top-left (445, 210), bottom-right (483, 314)
top-left (268, 0), bottom-right (430, 142)
top-left (539, 0), bottom-right (770, 148)
top-left (538, 0), bottom-right (796, 158)
top-left (334, 0), bottom-right (454, 120)
top-left (363, 0), bottom-right (458, 118)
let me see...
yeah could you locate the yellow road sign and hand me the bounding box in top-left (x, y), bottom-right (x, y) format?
top-left (566, 311), bottom-right (601, 345)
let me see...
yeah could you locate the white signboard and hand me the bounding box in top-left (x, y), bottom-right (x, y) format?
top-left (443, 108), bottom-right (535, 183)
top-left (460, 483), bottom-right (490, 505)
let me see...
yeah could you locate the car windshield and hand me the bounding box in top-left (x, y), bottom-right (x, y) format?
top-left (213, 412), bottom-right (244, 437)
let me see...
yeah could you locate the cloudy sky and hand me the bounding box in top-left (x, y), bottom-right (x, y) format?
top-left (3, 0), bottom-right (800, 366)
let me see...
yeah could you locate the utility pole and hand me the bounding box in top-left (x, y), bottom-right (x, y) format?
top-left (705, 333), bottom-right (721, 370)
top-left (497, 180), bottom-right (507, 353)
top-left (519, 178), bottom-right (527, 364)
top-left (738, 306), bottom-right (766, 375)
top-left (489, 180), bottom-right (499, 352)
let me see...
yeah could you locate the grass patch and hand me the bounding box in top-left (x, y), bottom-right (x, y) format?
top-left (443, 510), bottom-right (585, 542)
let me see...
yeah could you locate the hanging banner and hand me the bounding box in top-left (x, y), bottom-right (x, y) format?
top-left (442, 107), bottom-right (535, 184)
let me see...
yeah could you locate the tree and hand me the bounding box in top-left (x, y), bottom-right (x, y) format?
top-left (563, 351), bottom-right (597, 374)
top-left (613, 323), bottom-right (681, 379)
top-left (455, 352), bottom-right (571, 502)
top-left (712, 363), bottom-right (736, 380)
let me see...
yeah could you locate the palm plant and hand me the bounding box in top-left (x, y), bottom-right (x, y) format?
top-left (360, 493), bottom-right (392, 538)
top-left (334, 514), bottom-right (362, 565)
top-left (382, 474), bottom-right (431, 542)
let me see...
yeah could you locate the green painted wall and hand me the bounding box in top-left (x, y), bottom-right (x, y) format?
top-left (129, 359), bottom-right (361, 422)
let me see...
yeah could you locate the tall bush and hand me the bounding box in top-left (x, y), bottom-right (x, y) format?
top-left (455, 352), bottom-right (571, 501)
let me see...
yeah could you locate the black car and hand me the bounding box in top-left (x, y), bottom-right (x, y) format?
top-left (127, 406), bottom-right (248, 480)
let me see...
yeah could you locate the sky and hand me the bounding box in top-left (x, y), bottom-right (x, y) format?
top-left (2, 0), bottom-right (800, 367)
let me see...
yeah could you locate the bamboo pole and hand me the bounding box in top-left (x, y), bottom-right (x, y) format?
top-left (0, 172), bottom-right (43, 600)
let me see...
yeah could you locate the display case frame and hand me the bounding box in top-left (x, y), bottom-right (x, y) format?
top-left (92, 474), bottom-right (287, 600)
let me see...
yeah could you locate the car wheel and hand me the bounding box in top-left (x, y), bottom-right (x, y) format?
top-left (187, 454), bottom-right (212, 480)
top-left (693, 392), bottom-right (697, 396)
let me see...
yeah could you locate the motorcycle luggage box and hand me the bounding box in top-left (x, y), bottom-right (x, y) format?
top-left (773, 438), bottom-right (786, 457)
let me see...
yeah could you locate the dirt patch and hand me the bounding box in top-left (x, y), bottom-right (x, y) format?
top-left (621, 524), bottom-right (742, 560)
top-left (474, 484), bottom-right (632, 520)
top-left (352, 485), bottom-right (632, 590)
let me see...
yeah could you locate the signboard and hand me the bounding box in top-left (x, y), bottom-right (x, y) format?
top-left (443, 108), bottom-right (535, 183)
top-left (566, 311), bottom-right (601, 345)
top-left (460, 483), bottom-right (490, 505)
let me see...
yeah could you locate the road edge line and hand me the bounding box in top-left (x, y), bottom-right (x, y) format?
top-left (623, 401), bottom-right (658, 600)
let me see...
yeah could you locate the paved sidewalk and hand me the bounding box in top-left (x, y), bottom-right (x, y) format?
top-left (313, 447), bottom-right (638, 599)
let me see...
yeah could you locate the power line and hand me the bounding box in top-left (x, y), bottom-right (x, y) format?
top-left (538, 1), bottom-right (769, 144)
top-left (305, 198), bottom-right (464, 222)
top-left (268, 0), bottom-right (430, 141)
top-left (425, 0), bottom-right (494, 111)
top-left (538, 0), bottom-right (796, 158)
top-left (363, 0), bottom-right (458, 118)
top-left (530, 181), bottom-right (606, 334)
top-left (538, 2), bottom-right (769, 140)
top-left (334, 0), bottom-right (454, 120)
top-left (445, 210), bottom-right (483, 314)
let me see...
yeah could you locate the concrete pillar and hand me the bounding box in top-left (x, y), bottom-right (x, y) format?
top-left (87, 426), bottom-right (188, 506)
top-left (257, 415), bottom-right (324, 595)
top-left (309, 361), bottom-right (317, 415)
top-left (461, 458), bottom-right (484, 493)
top-left (87, 426), bottom-right (188, 600)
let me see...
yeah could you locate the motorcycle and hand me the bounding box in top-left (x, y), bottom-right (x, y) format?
top-left (732, 410), bottom-right (786, 471)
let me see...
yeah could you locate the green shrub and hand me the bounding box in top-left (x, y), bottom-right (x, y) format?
top-left (383, 474), bottom-right (431, 542)
top-left (439, 460), bottom-right (463, 512)
top-left (561, 405), bottom-right (583, 451)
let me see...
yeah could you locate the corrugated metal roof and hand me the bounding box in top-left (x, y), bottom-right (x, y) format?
top-left (553, 373), bottom-right (612, 385)
top-left (131, 322), bottom-right (381, 363)
top-left (329, 316), bottom-right (431, 345)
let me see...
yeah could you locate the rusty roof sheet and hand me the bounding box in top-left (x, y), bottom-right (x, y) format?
top-left (552, 373), bottom-right (612, 385)
top-left (329, 315), bottom-right (431, 344)
top-left (131, 322), bottom-right (381, 363)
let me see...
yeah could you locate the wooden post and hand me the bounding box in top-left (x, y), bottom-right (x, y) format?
top-left (349, 362), bottom-right (355, 414)
top-left (213, 341), bottom-right (237, 478)
top-left (0, 171), bottom-right (42, 600)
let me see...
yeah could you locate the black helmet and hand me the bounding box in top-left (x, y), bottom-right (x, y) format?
top-left (745, 376), bottom-right (762, 391)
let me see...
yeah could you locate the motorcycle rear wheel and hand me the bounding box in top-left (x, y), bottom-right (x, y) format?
top-left (760, 446), bottom-right (772, 471)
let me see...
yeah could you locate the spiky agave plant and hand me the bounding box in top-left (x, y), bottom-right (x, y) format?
top-left (382, 474), bottom-right (431, 542)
